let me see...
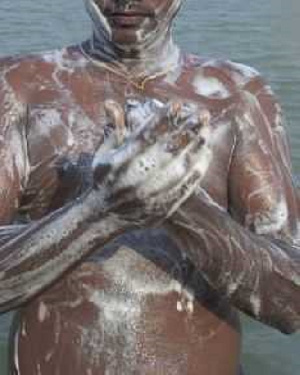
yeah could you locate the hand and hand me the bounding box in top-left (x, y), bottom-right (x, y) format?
top-left (92, 99), bottom-right (212, 224)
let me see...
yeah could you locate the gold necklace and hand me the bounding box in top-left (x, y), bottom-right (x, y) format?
top-left (79, 43), bottom-right (178, 90)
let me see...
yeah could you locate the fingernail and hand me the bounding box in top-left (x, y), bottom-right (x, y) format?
top-left (199, 110), bottom-right (211, 126)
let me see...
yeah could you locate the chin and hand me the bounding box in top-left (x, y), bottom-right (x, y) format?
top-left (112, 29), bottom-right (141, 45)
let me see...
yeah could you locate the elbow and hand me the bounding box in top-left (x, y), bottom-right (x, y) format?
top-left (268, 316), bottom-right (300, 335)
top-left (278, 323), bottom-right (300, 335)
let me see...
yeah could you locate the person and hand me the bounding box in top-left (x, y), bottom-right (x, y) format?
top-left (0, 0), bottom-right (299, 374)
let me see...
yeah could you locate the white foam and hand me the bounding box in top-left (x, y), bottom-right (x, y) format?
top-left (249, 196), bottom-right (288, 235)
top-left (193, 74), bottom-right (230, 99)
top-left (38, 301), bottom-right (48, 322)
top-left (250, 293), bottom-right (261, 317)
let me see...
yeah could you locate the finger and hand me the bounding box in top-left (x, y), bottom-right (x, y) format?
top-left (143, 110), bottom-right (211, 204)
top-left (93, 100), bottom-right (127, 170)
top-left (146, 139), bottom-right (212, 218)
top-left (168, 101), bottom-right (183, 126)
top-left (125, 98), bottom-right (165, 132)
top-left (98, 104), bottom-right (210, 192)
top-left (163, 120), bottom-right (202, 155)
top-left (104, 100), bottom-right (126, 145)
top-left (129, 100), bottom-right (187, 150)
top-left (163, 170), bottom-right (204, 218)
top-left (126, 106), bottom-right (209, 191)
top-left (168, 101), bottom-right (198, 126)
top-left (141, 154), bottom-right (204, 218)
top-left (198, 108), bottom-right (211, 127)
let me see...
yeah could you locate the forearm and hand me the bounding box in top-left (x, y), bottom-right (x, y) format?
top-left (169, 195), bottom-right (300, 333)
top-left (0, 189), bottom-right (132, 312)
top-left (0, 96), bottom-right (211, 312)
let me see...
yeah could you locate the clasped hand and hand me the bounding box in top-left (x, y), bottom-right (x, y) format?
top-left (92, 98), bottom-right (212, 224)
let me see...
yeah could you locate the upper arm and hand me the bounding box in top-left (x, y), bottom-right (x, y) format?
top-left (0, 78), bottom-right (29, 224)
top-left (229, 74), bottom-right (299, 240)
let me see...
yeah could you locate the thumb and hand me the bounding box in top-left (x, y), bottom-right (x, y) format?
top-left (104, 100), bottom-right (126, 146)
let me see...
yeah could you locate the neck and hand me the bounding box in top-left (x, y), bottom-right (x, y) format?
top-left (81, 30), bottom-right (182, 79)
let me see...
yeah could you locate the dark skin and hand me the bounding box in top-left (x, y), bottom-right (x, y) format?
top-left (0, 1), bottom-right (299, 374)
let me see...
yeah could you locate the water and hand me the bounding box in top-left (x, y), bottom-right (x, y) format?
top-left (0, 0), bottom-right (299, 373)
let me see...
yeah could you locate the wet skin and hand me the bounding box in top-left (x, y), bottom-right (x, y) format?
top-left (3, 49), bottom-right (241, 375)
top-left (0, 0), bottom-right (299, 374)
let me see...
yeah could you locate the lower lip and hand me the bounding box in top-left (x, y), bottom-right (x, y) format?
top-left (110, 15), bottom-right (147, 27)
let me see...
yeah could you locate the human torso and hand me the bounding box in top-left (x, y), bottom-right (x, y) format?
top-left (5, 46), bottom-right (250, 374)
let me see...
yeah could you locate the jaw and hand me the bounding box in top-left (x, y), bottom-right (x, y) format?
top-left (83, 0), bottom-right (182, 57)
top-left (82, 0), bottom-right (183, 78)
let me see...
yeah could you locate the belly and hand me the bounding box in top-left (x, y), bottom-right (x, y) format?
top-left (11, 230), bottom-right (241, 375)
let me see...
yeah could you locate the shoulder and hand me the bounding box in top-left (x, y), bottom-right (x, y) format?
top-left (187, 56), bottom-right (282, 127)
top-left (0, 46), bottom-right (86, 72)
top-left (0, 46), bottom-right (87, 101)
top-left (0, 49), bottom-right (72, 136)
top-left (184, 55), bottom-right (271, 99)
top-left (0, 51), bottom-right (52, 80)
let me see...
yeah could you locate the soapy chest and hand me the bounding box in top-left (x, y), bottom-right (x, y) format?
top-left (14, 66), bottom-right (242, 372)
top-left (19, 68), bottom-right (236, 219)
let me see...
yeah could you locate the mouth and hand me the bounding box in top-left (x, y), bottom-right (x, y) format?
top-left (106, 11), bottom-right (152, 28)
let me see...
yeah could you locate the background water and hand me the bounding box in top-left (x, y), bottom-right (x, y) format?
top-left (0, 0), bottom-right (299, 373)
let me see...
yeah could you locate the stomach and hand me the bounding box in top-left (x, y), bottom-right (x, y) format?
top-left (11, 229), bottom-right (242, 375)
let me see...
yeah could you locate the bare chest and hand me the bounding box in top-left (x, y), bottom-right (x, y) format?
top-left (18, 70), bottom-right (235, 220)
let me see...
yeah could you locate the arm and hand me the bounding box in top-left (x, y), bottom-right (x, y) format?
top-left (0, 90), bottom-right (125, 312)
top-left (168, 76), bottom-right (300, 333)
top-left (0, 97), bottom-right (210, 312)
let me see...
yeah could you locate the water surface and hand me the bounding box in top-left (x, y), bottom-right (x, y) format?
top-left (0, 0), bottom-right (299, 373)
